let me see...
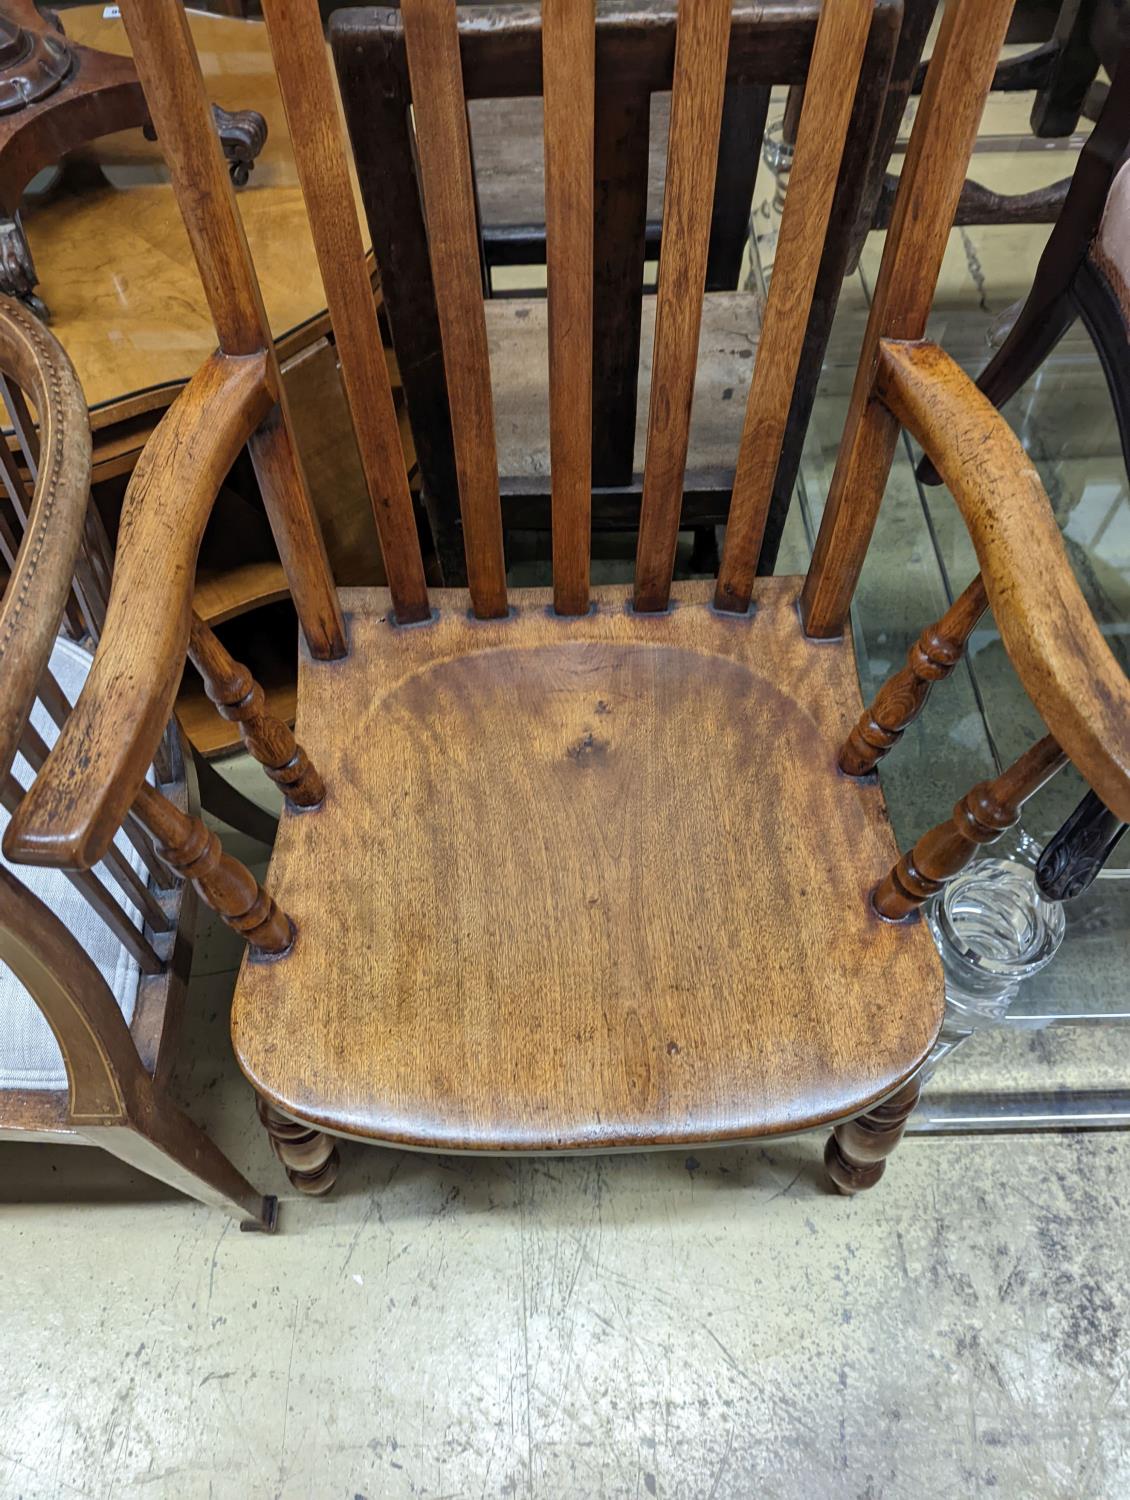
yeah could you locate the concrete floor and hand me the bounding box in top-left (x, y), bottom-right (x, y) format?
top-left (4, 56), bottom-right (1130, 1500)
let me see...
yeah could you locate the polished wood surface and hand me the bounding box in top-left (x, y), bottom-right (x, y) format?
top-left (801, 0), bottom-right (1019, 639)
top-left (874, 736), bottom-right (1069, 921)
top-left (21, 6), bottom-right (369, 418)
top-left (260, 0), bottom-right (429, 625)
top-left (232, 579), bottom-right (943, 1151)
top-left (542, 0), bottom-right (594, 617)
top-left (0, 294), bottom-right (91, 782)
top-left (714, 0), bottom-right (872, 615)
top-left (839, 575), bottom-right (989, 778)
top-left (632, 0), bottom-right (730, 614)
top-left (875, 338), bottom-right (1130, 823)
top-left (6, 351), bottom-right (275, 869)
top-left (402, 0), bottom-right (507, 619)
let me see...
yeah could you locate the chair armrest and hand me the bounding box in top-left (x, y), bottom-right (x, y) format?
top-left (876, 337), bottom-right (1130, 822)
top-left (0, 297), bottom-right (91, 785)
top-left (4, 350), bottom-right (274, 871)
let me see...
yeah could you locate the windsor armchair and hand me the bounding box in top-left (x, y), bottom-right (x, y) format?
top-left (332, 0), bottom-right (900, 582)
top-left (6, 0), bottom-right (1129, 1199)
top-left (0, 295), bottom-right (279, 1226)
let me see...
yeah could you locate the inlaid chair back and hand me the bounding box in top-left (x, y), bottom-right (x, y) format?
top-left (331, 0), bottom-right (902, 583)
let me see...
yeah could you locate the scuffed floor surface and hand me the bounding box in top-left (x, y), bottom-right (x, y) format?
top-left (3, 1121), bottom-right (1130, 1498)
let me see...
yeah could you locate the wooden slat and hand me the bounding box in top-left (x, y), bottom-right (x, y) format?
top-left (800, 0), bottom-right (1018, 639)
top-left (17, 719), bottom-right (171, 934)
top-left (633, 0), bottom-right (732, 613)
top-left (259, 0), bottom-right (429, 625)
top-left (401, 0), bottom-right (507, 619)
top-left (119, 0), bottom-right (346, 663)
top-left (715, 0), bottom-right (873, 614)
top-left (542, 0), bottom-right (595, 616)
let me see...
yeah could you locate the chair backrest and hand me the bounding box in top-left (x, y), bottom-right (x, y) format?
top-left (11, 0), bottom-right (1130, 889)
top-left (331, 0), bottom-right (899, 544)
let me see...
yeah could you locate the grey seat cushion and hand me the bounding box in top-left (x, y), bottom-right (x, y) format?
top-left (0, 638), bottom-right (146, 1092)
top-left (1094, 158), bottom-right (1130, 326)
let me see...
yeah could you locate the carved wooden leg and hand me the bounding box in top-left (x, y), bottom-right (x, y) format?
top-left (188, 615), bottom-right (324, 810)
top-left (257, 1095), bottom-right (340, 1197)
top-left (839, 575), bottom-right (988, 776)
top-left (873, 734), bottom-right (1068, 921)
top-left (824, 1076), bottom-right (920, 1194)
top-left (133, 783), bottom-right (295, 956)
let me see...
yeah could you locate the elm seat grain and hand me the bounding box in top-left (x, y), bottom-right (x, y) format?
top-left (231, 580), bottom-right (943, 1152)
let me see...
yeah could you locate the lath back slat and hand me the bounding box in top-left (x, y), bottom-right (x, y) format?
top-left (542, 0), bottom-right (595, 616)
top-left (716, 0), bottom-right (874, 614)
top-left (632, 0), bottom-right (732, 614)
top-left (259, 0), bottom-right (430, 626)
top-left (401, 0), bottom-right (507, 620)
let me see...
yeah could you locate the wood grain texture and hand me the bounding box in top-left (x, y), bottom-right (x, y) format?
top-left (188, 613), bottom-right (325, 810)
top-left (0, 296), bottom-right (91, 785)
top-left (232, 579), bottom-right (943, 1151)
top-left (874, 735), bottom-right (1069, 921)
top-left (134, 783), bottom-right (295, 957)
top-left (259, 0), bottom-right (430, 625)
top-left (3, 352), bottom-right (274, 871)
top-left (542, 0), bottom-right (595, 616)
top-left (714, 0), bottom-right (872, 614)
top-left (800, 0), bottom-right (1017, 638)
top-left (401, 0), bottom-right (507, 619)
top-left (117, 0), bottom-right (268, 357)
top-left (633, 0), bottom-right (731, 613)
top-left (119, 0), bottom-right (347, 664)
top-left (875, 338), bottom-right (1130, 822)
top-left (839, 575), bottom-right (989, 777)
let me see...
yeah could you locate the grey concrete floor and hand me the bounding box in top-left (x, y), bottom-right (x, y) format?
top-left (4, 70), bottom-right (1130, 1500)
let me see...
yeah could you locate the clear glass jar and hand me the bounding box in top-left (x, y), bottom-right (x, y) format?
top-left (923, 835), bottom-right (1066, 1073)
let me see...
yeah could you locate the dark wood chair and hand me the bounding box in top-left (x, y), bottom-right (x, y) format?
top-left (0, 292), bottom-right (283, 1226)
top-left (331, 1), bottom-right (902, 583)
top-left (7, 0), bottom-right (1128, 1200)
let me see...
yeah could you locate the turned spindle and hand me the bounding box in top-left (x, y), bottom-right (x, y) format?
top-left (133, 783), bottom-right (294, 955)
top-left (256, 1095), bottom-right (340, 1196)
top-left (873, 734), bottom-right (1068, 920)
top-left (825, 1076), bottom-right (921, 1194)
top-left (840, 576), bottom-right (987, 777)
top-left (188, 613), bottom-right (325, 809)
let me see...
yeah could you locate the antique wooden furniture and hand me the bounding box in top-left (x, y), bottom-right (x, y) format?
top-left (332, 0), bottom-right (901, 583)
top-left (7, 0), bottom-right (1129, 1199)
top-left (16, 5), bottom-right (402, 754)
top-left (0, 0), bottom-right (266, 315)
top-left (916, 47), bottom-right (1130, 900)
top-left (854, 0), bottom-right (1130, 248)
top-left (0, 294), bottom-right (279, 1225)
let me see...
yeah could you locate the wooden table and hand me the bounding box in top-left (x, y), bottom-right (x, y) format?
top-left (23, 6), bottom-right (394, 753)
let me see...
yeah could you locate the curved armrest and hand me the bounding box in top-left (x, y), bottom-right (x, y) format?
top-left (0, 864), bottom-right (141, 1121)
top-left (876, 337), bottom-right (1130, 822)
top-left (0, 296), bottom-right (91, 785)
top-left (4, 351), bottom-right (275, 871)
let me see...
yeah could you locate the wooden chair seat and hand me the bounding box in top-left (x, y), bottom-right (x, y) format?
top-left (231, 579), bottom-right (943, 1152)
top-left (489, 290), bottom-right (761, 484)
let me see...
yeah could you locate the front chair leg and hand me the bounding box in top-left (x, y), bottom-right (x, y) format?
top-left (824, 1076), bottom-right (921, 1195)
top-left (257, 1095), bottom-right (340, 1197)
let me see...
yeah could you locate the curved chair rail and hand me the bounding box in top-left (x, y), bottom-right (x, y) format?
top-left (0, 295), bottom-right (92, 786)
top-left (4, 349), bottom-right (275, 871)
top-left (876, 337), bottom-right (1130, 822)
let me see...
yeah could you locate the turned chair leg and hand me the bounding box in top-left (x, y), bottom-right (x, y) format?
top-left (824, 1076), bottom-right (921, 1195)
top-left (257, 1094), bottom-right (340, 1196)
